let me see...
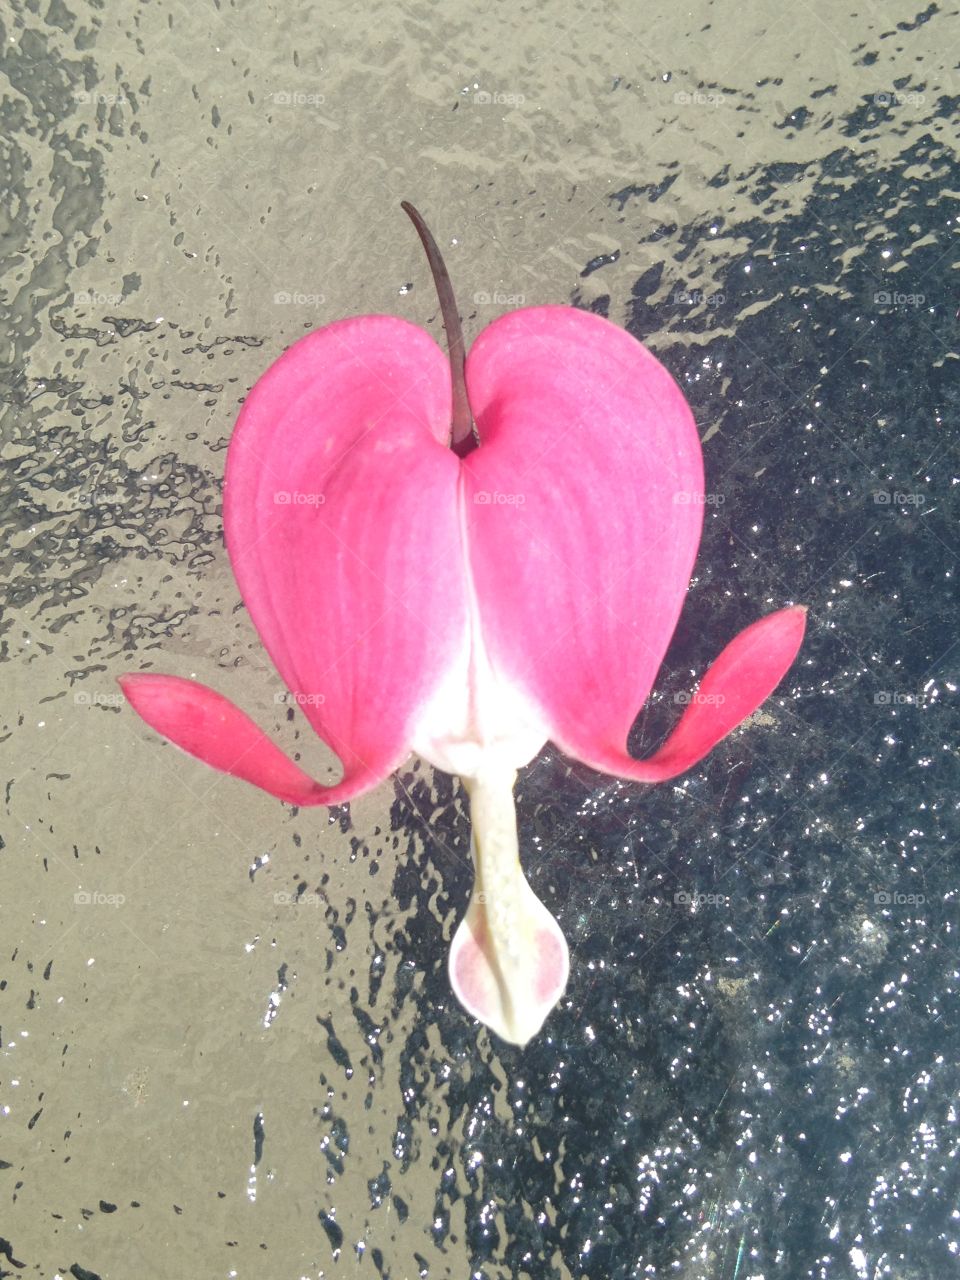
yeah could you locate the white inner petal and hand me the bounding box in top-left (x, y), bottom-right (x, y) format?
top-left (409, 630), bottom-right (546, 778)
top-left (409, 469), bottom-right (547, 780)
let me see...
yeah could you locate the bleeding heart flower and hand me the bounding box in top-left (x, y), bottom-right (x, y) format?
top-left (119, 203), bottom-right (805, 1046)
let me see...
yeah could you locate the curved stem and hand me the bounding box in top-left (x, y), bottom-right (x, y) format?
top-left (401, 200), bottom-right (478, 458)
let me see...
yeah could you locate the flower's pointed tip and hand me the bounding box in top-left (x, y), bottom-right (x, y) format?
top-left (448, 889), bottom-right (570, 1047)
top-left (782, 601), bottom-right (809, 623)
top-left (116, 672), bottom-right (367, 807)
top-left (564, 602), bottom-right (807, 786)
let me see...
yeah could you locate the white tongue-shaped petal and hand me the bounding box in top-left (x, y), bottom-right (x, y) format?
top-left (448, 767), bottom-right (569, 1046)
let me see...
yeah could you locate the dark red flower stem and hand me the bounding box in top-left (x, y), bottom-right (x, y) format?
top-left (401, 201), bottom-right (479, 458)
